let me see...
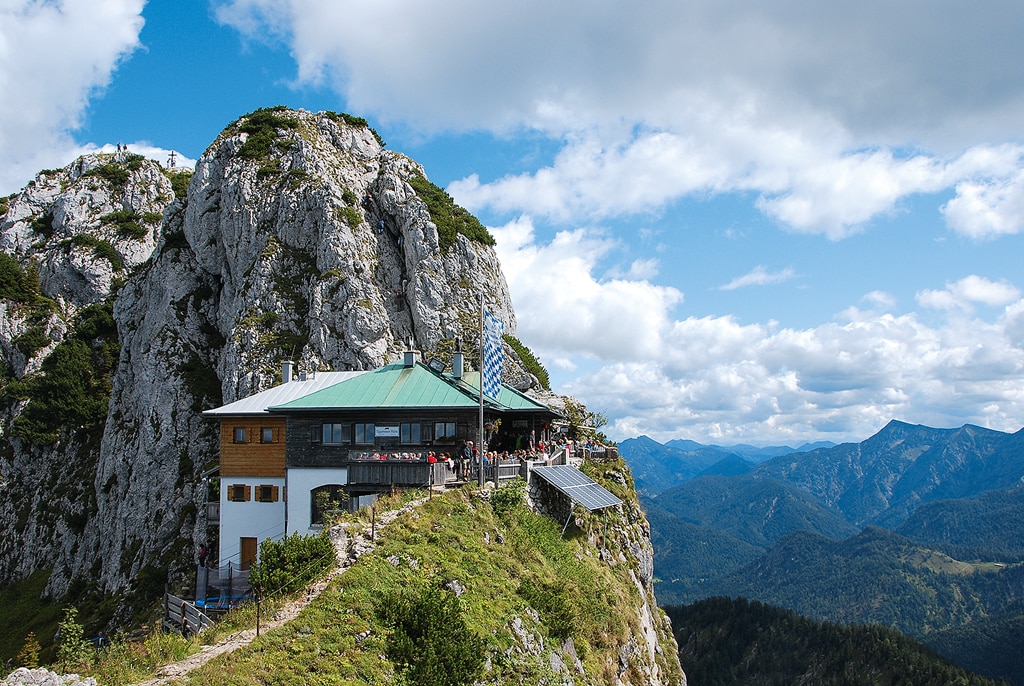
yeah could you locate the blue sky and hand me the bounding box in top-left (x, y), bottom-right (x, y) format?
top-left (3, 0), bottom-right (1024, 446)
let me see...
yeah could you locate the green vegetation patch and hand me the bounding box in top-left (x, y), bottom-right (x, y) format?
top-left (164, 169), bottom-right (193, 201)
top-left (236, 106), bottom-right (299, 161)
top-left (184, 486), bottom-right (641, 684)
top-left (100, 209), bottom-right (147, 240)
top-left (322, 110), bottom-right (385, 147)
top-left (503, 334), bottom-right (550, 390)
top-left (0, 570), bottom-right (65, 668)
top-left (0, 253), bottom-right (46, 304)
top-left (249, 531), bottom-right (335, 598)
top-left (336, 204), bottom-right (362, 229)
top-left (63, 234), bottom-right (124, 271)
top-left (30, 213), bottom-right (54, 239)
top-left (407, 174), bottom-right (495, 252)
top-left (83, 154), bottom-right (145, 191)
top-left (10, 301), bottom-right (119, 445)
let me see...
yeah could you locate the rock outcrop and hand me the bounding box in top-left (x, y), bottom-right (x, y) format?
top-left (0, 108), bottom-right (515, 607)
top-left (0, 108), bottom-right (682, 686)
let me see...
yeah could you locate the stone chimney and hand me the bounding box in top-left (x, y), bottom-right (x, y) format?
top-left (282, 360), bottom-right (293, 383)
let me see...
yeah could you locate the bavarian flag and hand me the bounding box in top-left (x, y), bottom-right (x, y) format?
top-left (483, 311), bottom-right (504, 398)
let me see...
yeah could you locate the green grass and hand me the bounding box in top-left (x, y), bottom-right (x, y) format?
top-left (179, 483), bottom-right (650, 684)
top-left (0, 571), bottom-right (66, 667)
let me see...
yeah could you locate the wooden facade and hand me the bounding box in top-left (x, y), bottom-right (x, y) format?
top-left (218, 416), bottom-right (286, 477)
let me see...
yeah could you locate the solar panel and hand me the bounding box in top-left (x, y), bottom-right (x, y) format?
top-left (531, 465), bottom-right (622, 512)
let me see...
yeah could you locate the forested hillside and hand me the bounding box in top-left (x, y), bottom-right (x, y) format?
top-left (667, 597), bottom-right (1005, 686)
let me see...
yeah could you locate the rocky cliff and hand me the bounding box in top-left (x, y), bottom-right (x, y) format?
top-left (0, 108), bottom-right (517, 606)
top-left (0, 108), bottom-right (681, 686)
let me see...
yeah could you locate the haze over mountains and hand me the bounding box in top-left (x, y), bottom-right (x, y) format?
top-left (620, 420), bottom-right (1024, 685)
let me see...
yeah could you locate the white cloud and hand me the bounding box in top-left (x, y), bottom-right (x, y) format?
top-left (216, 0), bottom-right (1024, 237)
top-left (0, 0), bottom-right (145, 194)
top-left (494, 224), bottom-right (1024, 444)
top-left (491, 217), bottom-right (683, 363)
top-left (719, 266), bottom-right (795, 291)
top-left (942, 169), bottom-right (1024, 239)
top-left (916, 275), bottom-right (1021, 313)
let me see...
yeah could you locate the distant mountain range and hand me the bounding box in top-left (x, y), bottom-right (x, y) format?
top-left (619, 435), bottom-right (835, 495)
top-left (624, 420), bottom-right (1024, 685)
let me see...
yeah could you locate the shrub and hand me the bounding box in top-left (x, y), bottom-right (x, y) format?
top-left (407, 174), bottom-right (494, 252)
top-left (55, 607), bottom-right (94, 674)
top-left (16, 632), bottom-right (40, 668)
top-left (92, 240), bottom-right (123, 271)
top-left (236, 106), bottom-right (299, 161)
top-left (30, 214), bottom-right (54, 239)
top-left (82, 156), bottom-right (142, 190)
top-left (248, 531), bottom-right (335, 598)
top-left (100, 210), bottom-right (147, 240)
top-left (376, 583), bottom-right (486, 686)
top-left (164, 169), bottom-right (192, 200)
top-left (518, 580), bottom-right (579, 640)
top-left (337, 205), bottom-right (362, 229)
top-left (11, 302), bottom-right (118, 445)
top-left (0, 253), bottom-right (39, 302)
top-left (491, 477), bottom-right (526, 518)
top-left (13, 324), bottom-right (49, 357)
top-left (503, 334), bottom-right (550, 390)
top-left (341, 187), bottom-right (358, 206)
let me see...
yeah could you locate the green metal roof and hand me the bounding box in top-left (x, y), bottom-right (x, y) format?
top-left (459, 371), bottom-right (557, 412)
top-left (268, 362), bottom-right (559, 416)
top-left (271, 362), bottom-right (482, 411)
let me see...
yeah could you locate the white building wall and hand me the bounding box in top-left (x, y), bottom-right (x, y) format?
top-left (286, 467), bottom-right (348, 537)
top-left (218, 477), bottom-right (286, 570)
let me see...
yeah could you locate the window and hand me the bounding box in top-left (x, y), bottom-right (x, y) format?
top-left (322, 423), bottom-right (349, 445)
top-left (232, 427), bottom-right (247, 443)
top-left (227, 484), bottom-right (250, 502)
top-left (354, 423), bottom-right (375, 444)
top-left (255, 485), bottom-right (279, 502)
top-left (311, 484), bottom-right (348, 525)
top-left (400, 422), bottom-right (421, 444)
top-left (433, 421), bottom-right (456, 442)
top-left (260, 427), bottom-right (274, 443)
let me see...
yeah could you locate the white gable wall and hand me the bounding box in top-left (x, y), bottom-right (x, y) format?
top-left (218, 477), bottom-right (286, 570)
top-left (286, 467), bottom-right (349, 536)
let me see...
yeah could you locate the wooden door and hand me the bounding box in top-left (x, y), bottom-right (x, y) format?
top-left (240, 537), bottom-right (257, 570)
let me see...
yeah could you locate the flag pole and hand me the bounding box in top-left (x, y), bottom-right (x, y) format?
top-left (478, 294), bottom-right (485, 487)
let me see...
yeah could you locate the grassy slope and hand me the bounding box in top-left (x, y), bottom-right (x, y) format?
top-left (181, 472), bottom-right (682, 685)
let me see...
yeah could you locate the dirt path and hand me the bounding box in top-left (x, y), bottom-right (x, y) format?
top-left (132, 498), bottom-right (428, 685)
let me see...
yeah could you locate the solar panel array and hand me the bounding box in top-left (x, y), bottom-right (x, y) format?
top-left (531, 465), bottom-right (623, 512)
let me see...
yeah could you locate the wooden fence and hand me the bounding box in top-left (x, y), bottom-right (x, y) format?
top-left (163, 593), bottom-right (215, 636)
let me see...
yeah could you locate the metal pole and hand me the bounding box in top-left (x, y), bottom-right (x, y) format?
top-left (478, 294), bottom-right (485, 487)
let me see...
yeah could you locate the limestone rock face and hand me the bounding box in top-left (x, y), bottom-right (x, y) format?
top-left (0, 109), bottom-right (516, 604)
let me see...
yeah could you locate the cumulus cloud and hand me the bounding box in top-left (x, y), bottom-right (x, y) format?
top-left (916, 275), bottom-right (1021, 313)
top-left (494, 224), bottom-right (1024, 444)
top-left (216, 0), bottom-right (1024, 237)
top-left (0, 0), bottom-right (145, 193)
top-left (492, 217), bottom-right (683, 368)
top-left (942, 169), bottom-right (1024, 239)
